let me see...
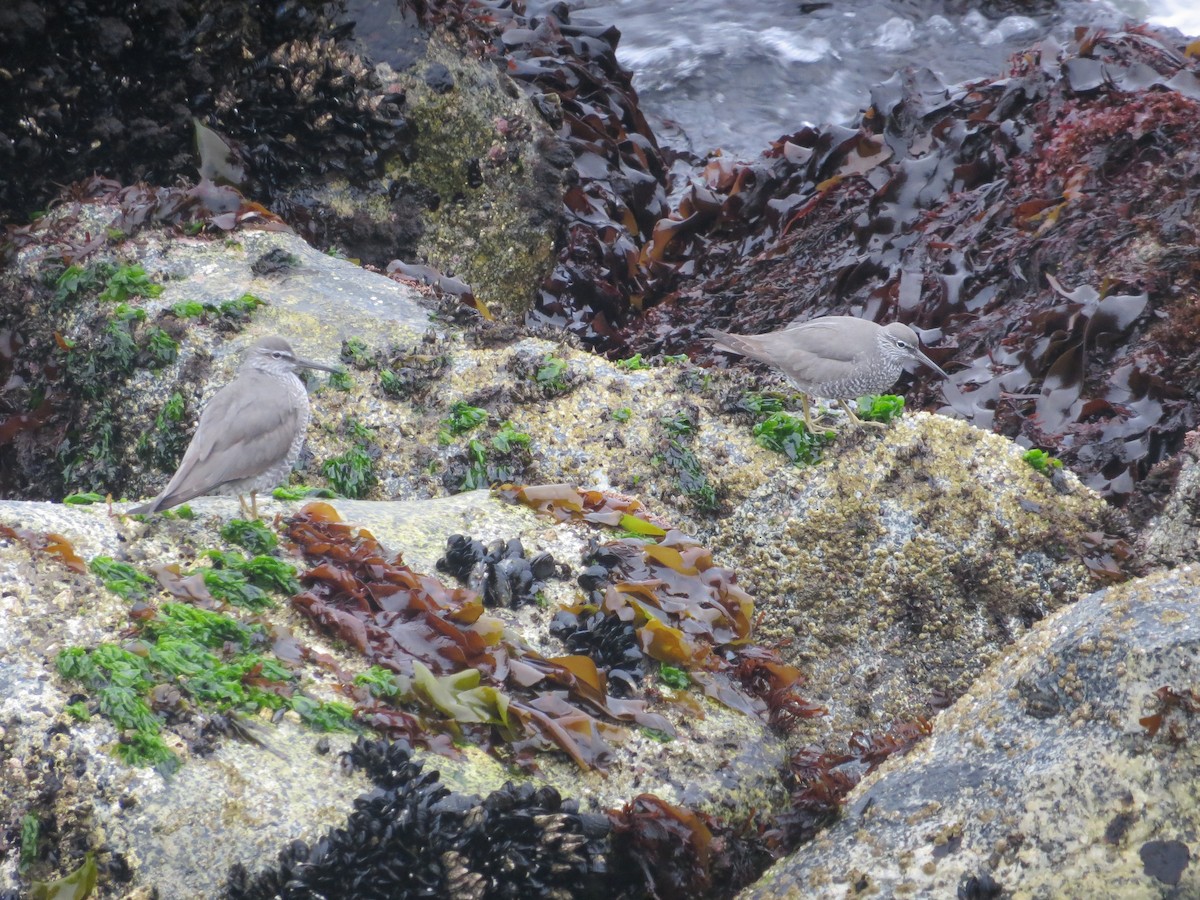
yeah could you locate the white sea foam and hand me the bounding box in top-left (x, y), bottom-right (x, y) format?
top-left (1146, 0), bottom-right (1200, 36)
top-left (560, 0), bottom-right (1200, 158)
top-left (759, 27), bottom-right (831, 64)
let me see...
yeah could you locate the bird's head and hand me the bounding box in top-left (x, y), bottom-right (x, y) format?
top-left (880, 323), bottom-right (949, 379)
top-left (244, 336), bottom-right (338, 376)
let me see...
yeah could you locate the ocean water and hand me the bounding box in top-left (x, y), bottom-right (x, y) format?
top-left (557, 0), bottom-right (1200, 159)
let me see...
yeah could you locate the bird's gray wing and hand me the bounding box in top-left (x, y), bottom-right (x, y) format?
top-left (773, 319), bottom-right (872, 363)
top-left (151, 373), bottom-right (301, 507)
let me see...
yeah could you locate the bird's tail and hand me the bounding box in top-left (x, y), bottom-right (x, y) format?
top-left (126, 497), bottom-right (163, 516)
top-left (706, 328), bottom-right (766, 362)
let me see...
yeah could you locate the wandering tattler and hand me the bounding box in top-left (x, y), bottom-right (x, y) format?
top-left (708, 316), bottom-right (948, 430)
top-left (130, 336), bottom-right (337, 518)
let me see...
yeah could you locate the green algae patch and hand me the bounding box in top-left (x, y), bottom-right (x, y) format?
top-left (354, 665), bottom-right (404, 701)
top-left (204, 550), bottom-right (300, 596)
top-left (857, 393), bottom-right (905, 424)
top-left (739, 392), bottom-right (786, 415)
top-left (437, 412), bottom-right (533, 492)
top-left (30, 852), bottom-right (97, 900)
top-left (218, 292), bottom-right (264, 320)
top-left (19, 813), bottom-right (39, 872)
top-left (288, 696), bottom-right (356, 732)
top-left (535, 355), bottom-right (571, 393)
top-left (168, 293), bottom-right (265, 324)
top-left (171, 300), bottom-right (207, 318)
top-left (659, 664), bottom-right (690, 689)
top-left (219, 518), bottom-right (278, 554)
top-left (438, 401), bottom-right (488, 443)
top-left (341, 336), bottom-right (376, 370)
top-left (137, 391), bottom-right (188, 474)
top-left (57, 602), bottom-right (355, 768)
top-left (89, 556), bottom-right (156, 602)
top-left (63, 492), bottom-right (105, 506)
top-left (326, 369), bottom-right (354, 391)
top-left (321, 445), bottom-right (377, 499)
top-left (616, 354), bottom-right (652, 371)
top-left (97, 264), bottom-right (163, 303)
top-left (654, 440), bottom-right (719, 512)
top-left (201, 567), bottom-right (273, 611)
top-left (1023, 447), bottom-right (1065, 474)
top-left (752, 412), bottom-right (833, 466)
top-left (54, 262), bottom-right (113, 306)
top-left (272, 485), bottom-right (337, 501)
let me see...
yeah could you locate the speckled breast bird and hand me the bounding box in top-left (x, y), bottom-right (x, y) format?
top-left (129, 336), bottom-right (336, 519)
top-left (707, 315), bottom-right (948, 431)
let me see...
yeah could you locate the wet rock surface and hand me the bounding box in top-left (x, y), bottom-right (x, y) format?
top-left (3, 1), bottom-right (1199, 897)
top-left (699, 413), bottom-right (1120, 744)
top-left (0, 493), bottom-right (788, 896)
top-left (741, 565), bottom-right (1200, 899)
top-left (1136, 427), bottom-right (1200, 568)
top-left (0, 219), bottom-right (1121, 896)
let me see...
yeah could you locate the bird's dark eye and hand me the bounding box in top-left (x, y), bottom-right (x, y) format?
top-left (271, 351), bottom-right (283, 359)
top-left (896, 340), bottom-right (909, 349)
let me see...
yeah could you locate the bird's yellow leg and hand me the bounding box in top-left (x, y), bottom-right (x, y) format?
top-left (801, 394), bottom-right (816, 433)
top-left (802, 394), bottom-right (838, 433)
top-left (839, 399), bottom-right (887, 429)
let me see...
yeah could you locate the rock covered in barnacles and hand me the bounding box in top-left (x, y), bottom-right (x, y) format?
top-left (0, 0), bottom-right (412, 224)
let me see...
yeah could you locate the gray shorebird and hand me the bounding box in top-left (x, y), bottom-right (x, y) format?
top-left (708, 316), bottom-right (948, 431)
top-left (130, 336), bottom-right (336, 519)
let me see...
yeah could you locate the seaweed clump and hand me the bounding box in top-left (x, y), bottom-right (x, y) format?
top-left (226, 738), bottom-right (609, 900)
top-left (771, 718), bottom-right (933, 850)
top-left (500, 484), bottom-right (823, 732)
top-left (285, 502), bottom-right (672, 771)
top-left (608, 794), bottom-right (773, 900)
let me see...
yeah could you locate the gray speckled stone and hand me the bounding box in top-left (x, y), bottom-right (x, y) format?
top-left (740, 565), bottom-right (1200, 900)
top-left (1138, 429), bottom-right (1200, 568)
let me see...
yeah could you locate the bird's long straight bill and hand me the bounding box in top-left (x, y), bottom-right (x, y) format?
top-left (914, 349), bottom-right (950, 380)
top-left (297, 357), bottom-right (339, 374)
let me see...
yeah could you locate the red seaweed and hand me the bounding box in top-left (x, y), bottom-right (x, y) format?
top-left (285, 501), bottom-right (672, 771)
top-left (0, 522), bottom-right (87, 573)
